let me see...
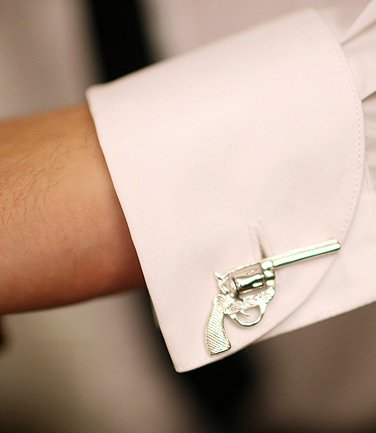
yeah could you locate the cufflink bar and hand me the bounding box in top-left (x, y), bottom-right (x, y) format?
top-left (205, 239), bottom-right (341, 355)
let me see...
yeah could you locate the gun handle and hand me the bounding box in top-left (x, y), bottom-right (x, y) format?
top-left (206, 295), bottom-right (231, 355)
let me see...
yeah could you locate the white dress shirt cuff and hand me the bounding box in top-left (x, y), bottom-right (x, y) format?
top-left (87, 9), bottom-right (376, 371)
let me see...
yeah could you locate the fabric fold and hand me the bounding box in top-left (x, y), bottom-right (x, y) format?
top-left (339, 0), bottom-right (376, 100)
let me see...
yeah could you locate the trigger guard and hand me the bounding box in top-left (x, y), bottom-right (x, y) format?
top-left (230, 303), bottom-right (266, 327)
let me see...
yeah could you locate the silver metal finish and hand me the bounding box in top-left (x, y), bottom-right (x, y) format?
top-left (205, 239), bottom-right (341, 355)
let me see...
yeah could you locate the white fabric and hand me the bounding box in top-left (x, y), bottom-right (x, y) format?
top-left (87, 7), bottom-right (376, 371)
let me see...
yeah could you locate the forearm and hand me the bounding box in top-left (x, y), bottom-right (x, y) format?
top-left (0, 104), bottom-right (144, 314)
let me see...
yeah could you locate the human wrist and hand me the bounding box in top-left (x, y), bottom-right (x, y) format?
top-left (0, 104), bottom-right (144, 313)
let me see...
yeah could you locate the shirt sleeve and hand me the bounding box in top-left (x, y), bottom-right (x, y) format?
top-left (86, 8), bottom-right (376, 372)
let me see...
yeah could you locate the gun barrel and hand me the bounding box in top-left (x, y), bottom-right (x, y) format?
top-left (270, 239), bottom-right (340, 268)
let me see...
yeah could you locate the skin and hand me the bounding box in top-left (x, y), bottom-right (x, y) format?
top-left (0, 104), bottom-right (144, 314)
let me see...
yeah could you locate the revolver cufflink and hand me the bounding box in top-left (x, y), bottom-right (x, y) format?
top-left (205, 239), bottom-right (341, 355)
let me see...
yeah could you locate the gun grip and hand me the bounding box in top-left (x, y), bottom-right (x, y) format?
top-left (206, 295), bottom-right (231, 355)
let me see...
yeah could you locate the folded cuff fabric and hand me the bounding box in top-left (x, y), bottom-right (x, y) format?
top-left (87, 8), bottom-right (376, 372)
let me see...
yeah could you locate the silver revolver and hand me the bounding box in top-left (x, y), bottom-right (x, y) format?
top-left (205, 239), bottom-right (341, 355)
